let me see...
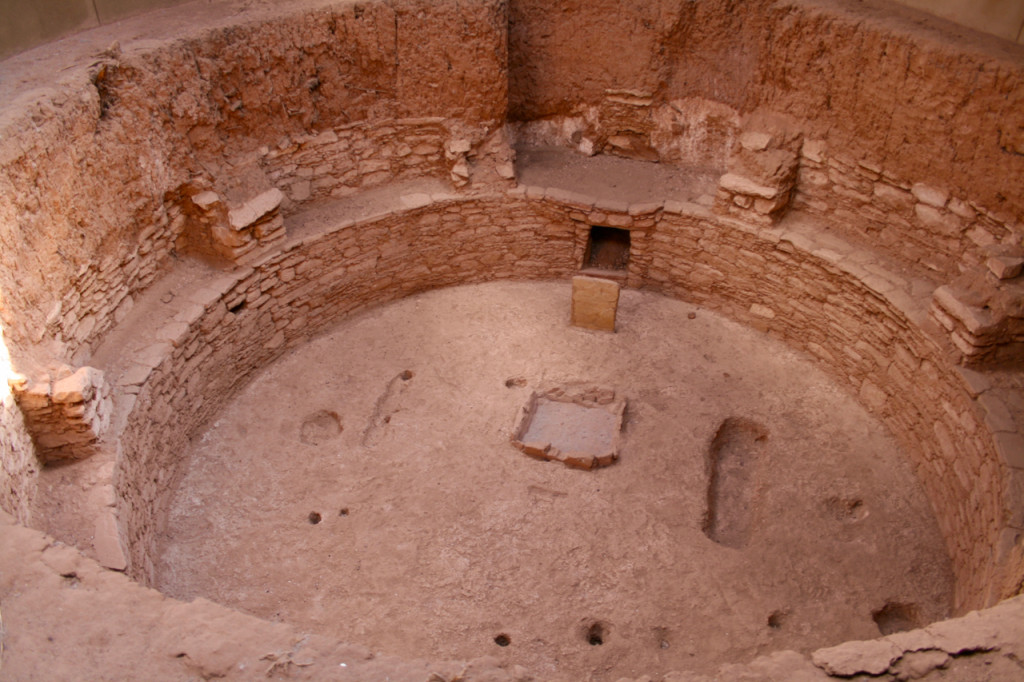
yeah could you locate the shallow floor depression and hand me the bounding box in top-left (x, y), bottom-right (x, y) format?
top-left (156, 280), bottom-right (952, 681)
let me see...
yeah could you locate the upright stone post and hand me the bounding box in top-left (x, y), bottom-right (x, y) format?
top-left (571, 275), bottom-right (620, 332)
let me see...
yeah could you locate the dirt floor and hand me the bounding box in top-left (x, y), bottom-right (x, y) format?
top-left (154, 280), bottom-right (953, 681)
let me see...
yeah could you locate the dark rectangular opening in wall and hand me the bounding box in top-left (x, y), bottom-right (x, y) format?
top-left (584, 226), bottom-right (630, 271)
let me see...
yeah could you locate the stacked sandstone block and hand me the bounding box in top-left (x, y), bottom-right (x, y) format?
top-left (8, 366), bottom-right (111, 462)
top-left (715, 126), bottom-right (801, 225)
top-left (41, 203), bottom-right (181, 361)
top-left (931, 246), bottom-right (1024, 366)
top-left (793, 142), bottom-right (1023, 273)
top-left (261, 120), bottom-right (448, 203)
top-left (188, 187), bottom-right (286, 263)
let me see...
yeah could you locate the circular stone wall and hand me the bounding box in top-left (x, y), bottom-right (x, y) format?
top-left (0, 1), bottom-right (1022, 680)
top-left (108, 189), bottom-right (1021, 615)
top-left (156, 280), bottom-right (953, 679)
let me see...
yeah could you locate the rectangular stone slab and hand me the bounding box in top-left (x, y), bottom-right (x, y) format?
top-left (571, 275), bottom-right (620, 332)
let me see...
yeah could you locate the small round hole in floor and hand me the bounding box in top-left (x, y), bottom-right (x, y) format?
top-left (339, 508), bottom-right (349, 517)
top-left (299, 410), bottom-right (342, 446)
top-left (653, 626), bottom-right (669, 649)
top-left (400, 370), bottom-right (414, 381)
top-left (586, 622), bottom-right (606, 646)
top-left (308, 511), bottom-right (322, 525)
top-left (494, 633), bottom-right (510, 647)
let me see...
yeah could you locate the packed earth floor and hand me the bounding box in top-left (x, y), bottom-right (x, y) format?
top-left (154, 280), bottom-right (952, 681)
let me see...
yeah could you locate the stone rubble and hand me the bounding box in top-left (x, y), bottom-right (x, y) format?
top-left (181, 186), bottom-right (286, 263)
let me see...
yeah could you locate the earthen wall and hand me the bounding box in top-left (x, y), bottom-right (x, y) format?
top-left (6, 0), bottom-right (1022, 65)
top-left (759, 1), bottom-right (1024, 253)
top-left (508, 0), bottom-right (1024, 248)
top-left (0, 85), bottom-right (186, 363)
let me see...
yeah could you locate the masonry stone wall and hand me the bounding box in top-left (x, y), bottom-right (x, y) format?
top-left (0, 0), bottom-right (507, 569)
top-left (0, 0), bottom-right (507, 367)
top-left (115, 194), bottom-right (578, 582)
top-left (518, 188), bottom-right (1024, 609)
top-left (792, 142), bottom-right (1022, 275)
top-left (101, 185), bottom-right (1023, 612)
top-left (646, 210), bottom-right (1020, 610)
top-left (0, 339), bottom-right (37, 524)
top-left (262, 119), bottom-right (449, 206)
top-left (10, 366), bottom-right (113, 463)
top-left (509, 0), bottom-right (1024, 256)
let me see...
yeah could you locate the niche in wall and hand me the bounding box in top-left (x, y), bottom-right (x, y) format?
top-left (584, 226), bottom-right (630, 272)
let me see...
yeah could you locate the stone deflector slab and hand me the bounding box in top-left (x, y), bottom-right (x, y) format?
top-left (571, 275), bottom-right (620, 332)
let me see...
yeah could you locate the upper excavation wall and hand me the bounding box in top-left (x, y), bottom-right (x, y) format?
top-left (509, 0), bottom-right (1024, 235)
top-left (1, 0), bottom-right (1021, 373)
top-left (0, 0), bottom-right (507, 365)
top-left (5, 0), bottom-right (1022, 61)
